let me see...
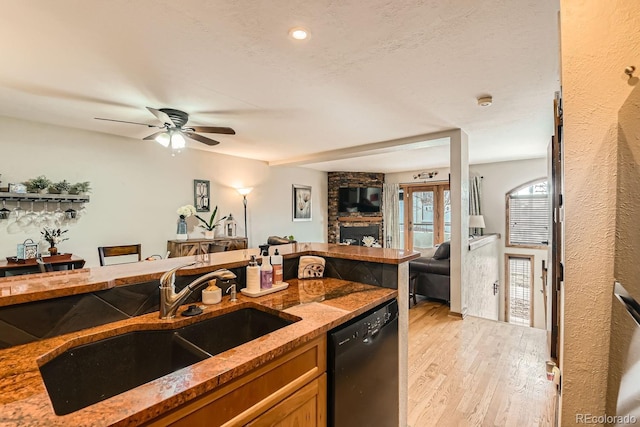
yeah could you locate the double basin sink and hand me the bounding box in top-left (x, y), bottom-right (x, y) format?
top-left (39, 307), bottom-right (298, 415)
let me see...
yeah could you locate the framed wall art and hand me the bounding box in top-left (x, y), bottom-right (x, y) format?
top-left (8, 183), bottom-right (27, 194)
top-left (292, 184), bottom-right (312, 221)
top-left (194, 179), bottom-right (210, 212)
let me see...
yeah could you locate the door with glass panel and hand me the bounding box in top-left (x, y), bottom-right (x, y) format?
top-left (401, 184), bottom-right (450, 255)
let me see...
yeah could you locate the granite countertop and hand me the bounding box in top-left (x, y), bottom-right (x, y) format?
top-left (0, 277), bottom-right (397, 426)
top-left (0, 243), bottom-right (419, 307)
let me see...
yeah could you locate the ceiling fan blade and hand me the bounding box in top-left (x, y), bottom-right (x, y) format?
top-left (143, 131), bottom-right (167, 141)
top-left (187, 126), bottom-right (236, 135)
top-left (95, 117), bottom-right (159, 128)
top-left (146, 107), bottom-right (176, 127)
top-left (183, 132), bottom-right (220, 146)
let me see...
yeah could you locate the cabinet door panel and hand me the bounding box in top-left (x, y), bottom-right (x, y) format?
top-left (246, 374), bottom-right (326, 427)
top-left (144, 337), bottom-right (326, 427)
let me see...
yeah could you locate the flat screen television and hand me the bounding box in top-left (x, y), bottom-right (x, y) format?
top-left (338, 187), bottom-right (381, 214)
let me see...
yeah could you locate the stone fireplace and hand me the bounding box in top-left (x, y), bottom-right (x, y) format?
top-left (328, 172), bottom-right (384, 245)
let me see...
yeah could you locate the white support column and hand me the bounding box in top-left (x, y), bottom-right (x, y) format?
top-left (397, 261), bottom-right (409, 427)
top-left (449, 129), bottom-right (469, 316)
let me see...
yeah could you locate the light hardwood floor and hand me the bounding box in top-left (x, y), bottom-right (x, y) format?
top-left (408, 300), bottom-right (557, 427)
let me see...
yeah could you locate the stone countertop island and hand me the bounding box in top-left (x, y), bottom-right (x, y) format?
top-left (0, 243), bottom-right (418, 307)
top-left (0, 243), bottom-right (419, 426)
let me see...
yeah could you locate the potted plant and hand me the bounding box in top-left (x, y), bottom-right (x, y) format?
top-left (49, 180), bottom-right (71, 195)
top-left (24, 175), bottom-right (51, 194)
top-left (41, 227), bottom-right (69, 255)
top-left (195, 205), bottom-right (227, 239)
top-left (176, 204), bottom-right (197, 241)
top-left (70, 181), bottom-right (91, 195)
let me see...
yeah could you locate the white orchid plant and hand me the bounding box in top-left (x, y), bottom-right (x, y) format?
top-left (177, 205), bottom-right (197, 218)
top-left (176, 204), bottom-right (227, 231)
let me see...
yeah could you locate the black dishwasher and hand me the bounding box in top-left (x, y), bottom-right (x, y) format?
top-left (328, 298), bottom-right (399, 427)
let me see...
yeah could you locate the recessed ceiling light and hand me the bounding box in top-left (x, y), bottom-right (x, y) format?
top-left (477, 96), bottom-right (493, 107)
top-left (289, 27), bottom-right (309, 40)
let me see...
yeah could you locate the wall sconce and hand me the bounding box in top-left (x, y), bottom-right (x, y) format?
top-left (413, 171), bottom-right (438, 180)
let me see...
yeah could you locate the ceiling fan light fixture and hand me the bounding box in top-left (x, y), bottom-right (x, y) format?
top-left (171, 132), bottom-right (186, 150)
top-left (96, 107), bottom-right (234, 150)
top-left (289, 27), bottom-right (309, 40)
top-left (155, 132), bottom-right (171, 147)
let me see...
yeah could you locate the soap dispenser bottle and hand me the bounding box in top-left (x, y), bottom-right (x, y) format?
top-left (246, 255), bottom-right (260, 293)
top-left (260, 250), bottom-right (273, 289)
top-left (271, 249), bottom-right (283, 285)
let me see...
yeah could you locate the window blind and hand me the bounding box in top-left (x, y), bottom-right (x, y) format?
top-left (508, 194), bottom-right (549, 246)
top-left (508, 256), bottom-right (531, 326)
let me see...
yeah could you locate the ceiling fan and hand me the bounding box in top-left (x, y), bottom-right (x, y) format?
top-left (95, 107), bottom-right (235, 150)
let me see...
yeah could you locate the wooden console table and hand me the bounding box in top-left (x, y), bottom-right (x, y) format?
top-left (167, 237), bottom-right (248, 258)
top-left (0, 255), bottom-right (85, 277)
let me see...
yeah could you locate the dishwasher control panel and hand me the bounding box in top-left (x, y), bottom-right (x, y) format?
top-left (331, 299), bottom-right (398, 347)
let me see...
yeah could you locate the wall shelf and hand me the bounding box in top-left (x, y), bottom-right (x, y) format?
top-left (0, 192), bottom-right (90, 203)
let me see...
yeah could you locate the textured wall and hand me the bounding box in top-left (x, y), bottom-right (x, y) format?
top-left (560, 1), bottom-right (640, 423)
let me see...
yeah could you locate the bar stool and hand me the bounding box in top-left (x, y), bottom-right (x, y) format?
top-left (98, 244), bottom-right (142, 266)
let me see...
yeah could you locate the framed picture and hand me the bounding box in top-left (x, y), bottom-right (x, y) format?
top-left (24, 242), bottom-right (38, 259)
top-left (292, 184), bottom-right (312, 221)
top-left (194, 179), bottom-right (210, 212)
top-left (8, 183), bottom-right (27, 194)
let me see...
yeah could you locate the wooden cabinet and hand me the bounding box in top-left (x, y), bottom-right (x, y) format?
top-left (145, 336), bottom-right (326, 427)
top-left (246, 375), bottom-right (326, 426)
top-left (167, 237), bottom-right (248, 258)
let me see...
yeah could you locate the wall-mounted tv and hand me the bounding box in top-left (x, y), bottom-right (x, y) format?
top-left (338, 187), bottom-right (382, 214)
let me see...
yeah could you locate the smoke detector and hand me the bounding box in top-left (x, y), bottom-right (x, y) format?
top-left (477, 96), bottom-right (493, 107)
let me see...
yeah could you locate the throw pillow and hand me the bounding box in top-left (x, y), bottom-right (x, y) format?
top-left (433, 241), bottom-right (450, 260)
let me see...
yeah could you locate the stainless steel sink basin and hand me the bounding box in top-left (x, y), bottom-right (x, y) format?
top-left (39, 307), bottom-right (297, 415)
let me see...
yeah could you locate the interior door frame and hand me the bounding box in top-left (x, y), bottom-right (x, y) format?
top-left (548, 96), bottom-right (563, 362)
top-left (400, 182), bottom-right (450, 252)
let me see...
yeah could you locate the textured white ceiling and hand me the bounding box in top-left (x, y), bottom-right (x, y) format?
top-left (0, 0), bottom-right (559, 171)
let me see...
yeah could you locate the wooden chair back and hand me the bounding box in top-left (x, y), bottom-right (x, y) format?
top-left (98, 244), bottom-right (142, 266)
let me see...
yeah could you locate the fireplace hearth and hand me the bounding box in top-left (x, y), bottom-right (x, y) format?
top-left (339, 225), bottom-right (380, 246)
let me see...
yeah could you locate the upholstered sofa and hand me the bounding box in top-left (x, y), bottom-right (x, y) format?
top-left (409, 241), bottom-right (450, 304)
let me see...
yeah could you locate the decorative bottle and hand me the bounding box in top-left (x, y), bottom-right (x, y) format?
top-left (176, 216), bottom-right (188, 241)
top-left (246, 255), bottom-right (261, 293)
top-left (260, 250), bottom-right (273, 289)
top-left (271, 249), bottom-right (283, 285)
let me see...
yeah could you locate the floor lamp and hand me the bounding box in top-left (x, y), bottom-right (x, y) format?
top-left (237, 188), bottom-right (253, 243)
